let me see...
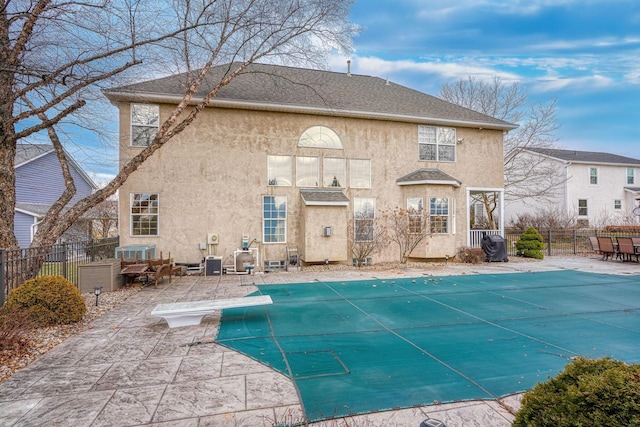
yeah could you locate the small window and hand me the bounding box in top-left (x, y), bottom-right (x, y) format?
top-left (131, 104), bottom-right (159, 147)
top-left (418, 126), bottom-right (456, 162)
top-left (349, 159), bottom-right (371, 188)
top-left (589, 167), bottom-right (598, 185)
top-left (323, 158), bottom-right (346, 188)
top-left (614, 200), bottom-right (622, 210)
top-left (627, 168), bottom-right (635, 185)
top-left (263, 196), bottom-right (287, 243)
top-left (130, 193), bottom-right (159, 236)
top-left (578, 199), bottom-right (588, 216)
top-left (299, 126), bottom-right (343, 149)
top-left (267, 155), bottom-right (292, 186)
top-left (354, 197), bottom-right (375, 242)
top-left (296, 156), bottom-right (319, 187)
top-left (429, 197), bottom-right (449, 234)
top-left (407, 197), bottom-right (424, 234)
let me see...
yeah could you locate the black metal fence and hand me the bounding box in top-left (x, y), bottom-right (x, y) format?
top-left (1, 237), bottom-right (119, 306)
top-left (503, 228), bottom-right (640, 257)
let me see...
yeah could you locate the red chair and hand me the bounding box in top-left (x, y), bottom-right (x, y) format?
top-left (617, 237), bottom-right (639, 262)
top-left (596, 237), bottom-right (617, 261)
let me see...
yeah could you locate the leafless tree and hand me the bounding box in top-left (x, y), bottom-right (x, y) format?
top-left (0, 0), bottom-right (356, 257)
top-left (440, 77), bottom-right (562, 225)
top-left (382, 207), bottom-right (431, 264)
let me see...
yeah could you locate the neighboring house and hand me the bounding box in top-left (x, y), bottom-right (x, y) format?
top-left (104, 63), bottom-right (516, 267)
top-left (14, 143), bottom-right (97, 247)
top-left (504, 148), bottom-right (640, 227)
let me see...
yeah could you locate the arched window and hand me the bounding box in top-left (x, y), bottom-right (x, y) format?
top-left (299, 126), bottom-right (343, 149)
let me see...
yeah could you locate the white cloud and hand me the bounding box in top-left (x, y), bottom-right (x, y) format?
top-left (531, 75), bottom-right (614, 92)
top-left (330, 55), bottom-right (519, 82)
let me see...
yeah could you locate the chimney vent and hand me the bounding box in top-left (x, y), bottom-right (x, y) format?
top-left (347, 60), bottom-right (351, 76)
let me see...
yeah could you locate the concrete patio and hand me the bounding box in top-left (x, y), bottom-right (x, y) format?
top-left (0, 255), bottom-right (638, 427)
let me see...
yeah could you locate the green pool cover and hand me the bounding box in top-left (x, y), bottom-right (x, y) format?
top-left (216, 270), bottom-right (640, 422)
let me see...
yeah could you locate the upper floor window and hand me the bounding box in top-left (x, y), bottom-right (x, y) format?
top-left (349, 159), bottom-right (371, 188)
top-left (130, 193), bottom-right (158, 236)
top-left (296, 156), bottom-right (319, 187)
top-left (429, 197), bottom-right (449, 234)
top-left (267, 155), bottom-right (292, 186)
top-left (589, 167), bottom-right (598, 185)
top-left (578, 199), bottom-right (588, 216)
top-left (131, 104), bottom-right (159, 147)
top-left (263, 196), bottom-right (287, 243)
top-left (323, 157), bottom-right (346, 188)
top-left (299, 126), bottom-right (343, 149)
top-left (627, 168), bottom-right (635, 185)
top-left (418, 126), bottom-right (456, 162)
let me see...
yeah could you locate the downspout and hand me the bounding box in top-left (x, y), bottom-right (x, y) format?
top-left (564, 161), bottom-right (571, 213)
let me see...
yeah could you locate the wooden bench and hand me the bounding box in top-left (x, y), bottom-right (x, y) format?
top-left (151, 295), bottom-right (273, 328)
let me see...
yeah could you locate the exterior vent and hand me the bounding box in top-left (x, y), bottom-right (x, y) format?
top-left (322, 226), bottom-right (332, 237)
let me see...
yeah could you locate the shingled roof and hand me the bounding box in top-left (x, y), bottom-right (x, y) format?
top-left (526, 148), bottom-right (640, 166)
top-left (300, 189), bottom-right (349, 206)
top-left (104, 62), bottom-right (516, 131)
top-left (396, 168), bottom-right (461, 187)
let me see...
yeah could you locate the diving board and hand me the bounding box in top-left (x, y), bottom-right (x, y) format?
top-left (151, 295), bottom-right (272, 328)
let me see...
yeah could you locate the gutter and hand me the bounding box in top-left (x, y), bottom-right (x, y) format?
top-left (104, 91), bottom-right (519, 132)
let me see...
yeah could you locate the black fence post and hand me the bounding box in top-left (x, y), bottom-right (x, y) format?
top-left (0, 249), bottom-right (5, 306)
top-left (61, 243), bottom-right (68, 280)
top-left (547, 229), bottom-right (552, 256)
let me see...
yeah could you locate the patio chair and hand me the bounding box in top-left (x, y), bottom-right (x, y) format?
top-left (588, 236), bottom-right (600, 255)
top-left (616, 237), bottom-right (638, 262)
top-left (596, 236), bottom-right (618, 261)
top-left (146, 251), bottom-right (173, 288)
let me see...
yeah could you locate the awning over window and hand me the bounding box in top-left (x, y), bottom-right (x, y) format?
top-left (624, 187), bottom-right (640, 200)
top-left (396, 168), bottom-right (461, 187)
top-left (300, 189), bottom-right (350, 206)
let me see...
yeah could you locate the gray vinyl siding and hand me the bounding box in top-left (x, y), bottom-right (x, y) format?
top-left (15, 151), bottom-right (94, 204)
top-left (14, 210), bottom-right (36, 248)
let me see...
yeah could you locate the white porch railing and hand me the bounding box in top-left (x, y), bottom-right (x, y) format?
top-left (469, 229), bottom-right (502, 247)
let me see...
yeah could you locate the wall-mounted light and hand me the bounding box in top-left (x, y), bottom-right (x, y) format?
top-left (457, 138), bottom-right (464, 144)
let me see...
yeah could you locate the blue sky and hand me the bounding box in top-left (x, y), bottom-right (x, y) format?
top-left (328, 0), bottom-right (639, 158)
top-left (69, 0), bottom-right (639, 182)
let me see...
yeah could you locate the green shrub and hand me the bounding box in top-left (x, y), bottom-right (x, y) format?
top-left (6, 275), bottom-right (87, 326)
top-left (516, 227), bottom-right (544, 259)
top-left (514, 357), bottom-right (640, 427)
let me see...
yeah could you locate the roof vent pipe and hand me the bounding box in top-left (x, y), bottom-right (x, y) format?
top-left (347, 59), bottom-right (351, 76)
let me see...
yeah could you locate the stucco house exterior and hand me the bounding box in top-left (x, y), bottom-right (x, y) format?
top-left (105, 63), bottom-right (516, 269)
top-left (504, 148), bottom-right (640, 227)
top-left (14, 143), bottom-right (97, 247)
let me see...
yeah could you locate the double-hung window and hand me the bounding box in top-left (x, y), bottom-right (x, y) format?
top-left (627, 168), bottom-right (635, 185)
top-left (263, 196), bottom-right (287, 243)
top-left (354, 197), bottom-right (375, 242)
top-left (131, 193), bottom-right (159, 236)
top-left (589, 167), bottom-right (598, 185)
top-left (418, 126), bottom-right (456, 161)
top-left (429, 197), bottom-right (449, 234)
top-left (407, 197), bottom-right (424, 234)
top-left (578, 199), bottom-right (588, 216)
top-left (131, 104), bottom-right (159, 147)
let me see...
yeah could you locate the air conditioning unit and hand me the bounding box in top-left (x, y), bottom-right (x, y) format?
top-left (207, 233), bottom-right (219, 245)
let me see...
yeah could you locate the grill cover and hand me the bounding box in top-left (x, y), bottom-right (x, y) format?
top-left (481, 234), bottom-right (509, 262)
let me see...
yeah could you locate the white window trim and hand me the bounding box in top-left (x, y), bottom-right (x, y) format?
top-left (130, 193), bottom-right (159, 237)
top-left (262, 195), bottom-right (287, 244)
top-left (130, 104), bottom-right (159, 147)
top-left (418, 125), bottom-right (456, 162)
